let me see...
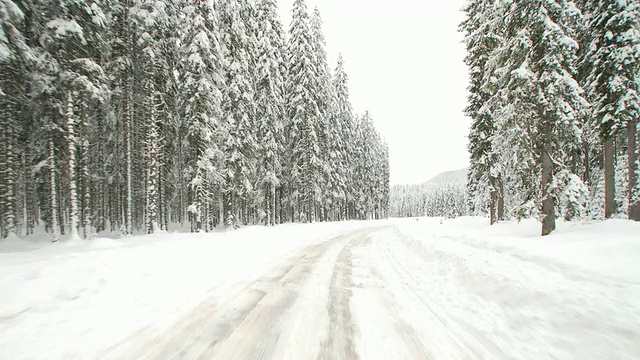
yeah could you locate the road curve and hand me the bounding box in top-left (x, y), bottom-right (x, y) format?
top-left (109, 226), bottom-right (408, 360)
top-left (104, 222), bottom-right (640, 359)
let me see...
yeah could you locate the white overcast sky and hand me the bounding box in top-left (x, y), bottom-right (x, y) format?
top-left (277, 0), bottom-right (470, 185)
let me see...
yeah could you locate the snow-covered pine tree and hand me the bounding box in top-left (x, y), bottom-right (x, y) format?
top-left (359, 111), bottom-right (378, 219)
top-left (380, 142), bottom-right (391, 218)
top-left (310, 7), bottom-right (332, 221)
top-left (584, 0), bottom-right (640, 221)
top-left (286, 0), bottom-right (321, 223)
top-left (179, 0), bottom-right (226, 232)
top-left (351, 113), bottom-right (366, 219)
top-left (219, 0), bottom-right (259, 227)
top-left (462, 0), bottom-right (504, 224)
top-left (40, 0), bottom-right (109, 240)
top-left (0, 0), bottom-right (33, 238)
top-left (497, 0), bottom-right (587, 235)
top-left (330, 54), bottom-right (354, 220)
top-left (255, 0), bottom-right (286, 226)
top-left (135, 0), bottom-right (176, 233)
top-left (114, 0), bottom-right (135, 234)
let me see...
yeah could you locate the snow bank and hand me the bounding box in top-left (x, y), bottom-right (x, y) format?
top-left (0, 221), bottom-right (372, 360)
top-left (399, 216), bottom-right (640, 282)
top-left (392, 216), bottom-right (640, 359)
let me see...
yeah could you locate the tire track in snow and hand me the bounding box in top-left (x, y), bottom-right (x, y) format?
top-left (381, 227), bottom-right (510, 358)
top-left (347, 232), bottom-right (432, 359)
top-left (112, 227), bottom-right (387, 360)
top-left (317, 233), bottom-right (361, 360)
top-left (104, 238), bottom-right (330, 360)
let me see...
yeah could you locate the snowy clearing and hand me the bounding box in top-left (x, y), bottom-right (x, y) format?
top-left (1, 218), bottom-right (639, 359)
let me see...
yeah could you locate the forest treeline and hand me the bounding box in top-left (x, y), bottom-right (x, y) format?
top-left (463, 0), bottom-right (640, 235)
top-left (0, 0), bottom-right (390, 240)
top-left (390, 170), bottom-right (468, 219)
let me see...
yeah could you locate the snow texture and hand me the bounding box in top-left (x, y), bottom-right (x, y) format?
top-left (1, 218), bottom-right (639, 359)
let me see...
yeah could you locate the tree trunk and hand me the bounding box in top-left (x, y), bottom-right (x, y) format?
top-left (3, 115), bottom-right (17, 238)
top-left (604, 136), bottom-right (616, 219)
top-left (49, 137), bottom-right (60, 242)
top-left (124, 71), bottom-right (133, 235)
top-left (66, 91), bottom-right (80, 241)
top-left (497, 175), bottom-right (505, 221)
top-left (628, 119), bottom-right (640, 221)
top-left (22, 148), bottom-right (32, 235)
top-left (541, 142), bottom-right (556, 236)
top-left (81, 101), bottom-right (92, 239)
top-left (489, 176), bottom-right (497, 225)
top-left (145, 91), bottom-right (159, 233)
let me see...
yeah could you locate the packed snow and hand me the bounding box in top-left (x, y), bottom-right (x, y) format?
top-left (1, 217), bottom-right (639, 359)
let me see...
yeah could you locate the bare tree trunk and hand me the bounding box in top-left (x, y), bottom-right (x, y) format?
top-left (628, 119), bottom-right (640, 221)
top-left (541, 141), bottom-right (556, 236)
top-left (80, 101), bottom-right (92, 239)
top-left (604, 136), bottom-right (616, 219)
top-left (489, 176), bottom-right (497, 225)
top-left (583, 143), bottom-right (591, 185)
top-left (145, 90), bottom-right (159, 233)
top-left (21, 150), bottom-right (27, 236)
top-left (3, 116), bottom-right (16, 238)
top-left (497, 175), bottom-right (505, 221)
top-left (0, 126), bottom-right (4, 238)
top-left (66, 91), bottom-right (80, 241)
top-left (49, 137), bottom-right (60, 242)
top-left (124, 71), bottom-right (133, 235)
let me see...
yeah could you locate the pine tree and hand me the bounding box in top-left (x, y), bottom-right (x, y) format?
top-left (584, 0), bottom-right (640, 221)
top-left (310, 7), bottom-right (332, 221)
top-left (179, 0), bottom-right (226, 231)
top-left (40, 0), bottom-right (109, 240)
top-left (219, 0), bottom-right (259, 227)
top-left (286, 0), bottom-right (321, 222)
top-left (255, 0), bottom-right (286, 225)
top-left (136, 0), bottom-right (176, 233)
top-left (110, 0), bottom-right (135, 234)
top-left (0, 0), bottom-right (35, 238)
top-left (462, 0), bottom-right (504, 224)
top-left (330, 54), bottom-right (353, 220)
top-left (494, 0), bottom-right (587, 235)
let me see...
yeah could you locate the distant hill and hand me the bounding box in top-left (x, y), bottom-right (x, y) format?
top-left (424, 168), bottom-right (468, 186)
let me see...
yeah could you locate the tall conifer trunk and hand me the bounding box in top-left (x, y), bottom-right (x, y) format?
top-left (66, 91), bottom-right (80, 240)
top-left (497, 175), bottom-right (505, 221)
top-left (541, 125), bottom-right (556, 236)
top-left (628, 119), bottom-right (640, 221)
top-left (49, 137), bottom-right (60, 242)
top-left (81, 100), bottom-right (92, 239)
top-left (604, 136), bottom-right (616, 219)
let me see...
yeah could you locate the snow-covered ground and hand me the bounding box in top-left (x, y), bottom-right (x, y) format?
top-left (1, 217), bottom-right (639, 359)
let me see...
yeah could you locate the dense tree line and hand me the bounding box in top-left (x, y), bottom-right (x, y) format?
top-left (0, 0), bottom-right (390, 240)
top-left (463, 0), bottom-right (640, 235)
top-left (390, 173), bottom-right (467, 219)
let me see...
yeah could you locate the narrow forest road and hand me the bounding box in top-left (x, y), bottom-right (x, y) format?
top-left (103, 221), bottom-right (640, 360)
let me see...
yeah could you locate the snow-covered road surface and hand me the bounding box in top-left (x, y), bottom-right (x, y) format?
top-left (111, 226), bottom-right (389, 360)
top-left (1, 218), bottom-right (639, 359)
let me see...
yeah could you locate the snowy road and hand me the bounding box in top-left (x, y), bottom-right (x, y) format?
top-left (107, 226), bottom-right (390, 359)
top-left (105, 220), bottom-right (640, 360)
top-left (2, 218), bottom-right (639, 359)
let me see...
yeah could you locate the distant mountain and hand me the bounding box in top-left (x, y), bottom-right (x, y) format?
top-left (424, 168), bottom-right (468, 186)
